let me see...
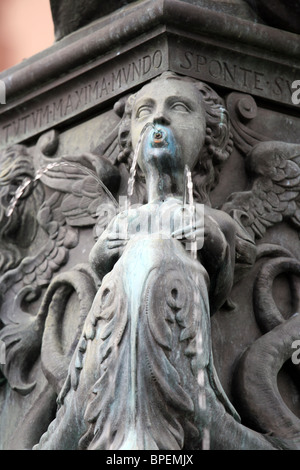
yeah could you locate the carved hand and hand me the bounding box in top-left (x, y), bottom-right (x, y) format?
top-left (171, 205), bottom-right (236, 313)
top-left (89, 213), bottom-right (129, 279)
top-left (171, 207), bottom-right (229, 263)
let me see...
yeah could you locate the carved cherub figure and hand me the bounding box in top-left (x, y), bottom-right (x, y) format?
top-left (90, 73), bottom-right (255, 314)
top-left (35, 73), bottom-right (285, 451)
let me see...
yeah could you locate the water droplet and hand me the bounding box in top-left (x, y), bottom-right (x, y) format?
top-left (5, 160), bottom-right (119, 217)
top-left (127, 122), bottom-right (155, 206)
top-left (183, 165), bottom-right (197, 259)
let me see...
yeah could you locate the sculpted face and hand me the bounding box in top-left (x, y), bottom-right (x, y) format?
top-left (130, 78), bottom-right (206, 175)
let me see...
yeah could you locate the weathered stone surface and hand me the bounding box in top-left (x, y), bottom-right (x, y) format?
top-left (0, 0), bottom-right (298, 150)
top-left (0, 0), bottom-right (299, 451)
top-left (246, 0), bottom-right (300, 34)
top-left (49, 0), bottom-right (300, 40)
top-left (50, 0), bottom-right (263, 40)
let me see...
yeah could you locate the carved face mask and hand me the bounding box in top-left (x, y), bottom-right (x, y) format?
top-left (130, 78), bottom-right (206, 176)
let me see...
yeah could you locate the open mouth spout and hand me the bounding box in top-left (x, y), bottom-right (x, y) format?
top-left (150, 126), bottom-right (169, 148)
top-left (140, 124), bottom-right (178, 164)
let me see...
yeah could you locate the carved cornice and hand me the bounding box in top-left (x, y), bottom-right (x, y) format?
top-left (0, 0), bottom-right (299, 150)
top-left (1, 0), bottom-right (299, 94)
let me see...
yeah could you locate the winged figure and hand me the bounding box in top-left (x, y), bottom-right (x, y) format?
top-left (222, 140), bottom-right (300, 240)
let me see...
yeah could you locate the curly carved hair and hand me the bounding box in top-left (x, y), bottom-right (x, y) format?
top-left (115, 72), bottom-right (233, 204)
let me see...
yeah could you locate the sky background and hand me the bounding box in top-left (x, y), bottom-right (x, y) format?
top-left (0, 0), bottom-right (54, 72)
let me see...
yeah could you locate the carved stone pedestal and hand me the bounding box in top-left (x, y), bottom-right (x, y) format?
top-left (0, 0), bottom-right (299, 450)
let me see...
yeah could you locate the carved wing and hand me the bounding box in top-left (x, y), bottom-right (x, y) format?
top-left (33, 126), bottom-right (122, 237)
top-left (41, 153), bottom-right (121, 235)
top-left (222, 141), bottom-right (300, 240)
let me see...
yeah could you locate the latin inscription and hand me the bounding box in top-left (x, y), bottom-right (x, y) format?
top-left (0, 49), bottom-right (164, 147)
top-left (174, 49), bottom-right (296, 105)
top-left (0, 35), bottom-right (298, 149)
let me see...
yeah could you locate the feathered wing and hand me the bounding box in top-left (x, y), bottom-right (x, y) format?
top-left (37, 152), bottom-right (121, 234)
top-left (222, 141), bottom-right (300, 240)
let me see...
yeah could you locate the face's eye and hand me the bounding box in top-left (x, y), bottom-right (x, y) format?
top-left (136, 105), bottom-right (153, 119)
top-left (171, 102), bottom-right (190, 113)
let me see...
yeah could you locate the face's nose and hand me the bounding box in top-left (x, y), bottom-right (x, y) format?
top-left (152, 109), bottom-right (171, 126)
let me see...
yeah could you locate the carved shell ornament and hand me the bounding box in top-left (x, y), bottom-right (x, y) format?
top-left (0, 73), bottom-right (300, 449)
